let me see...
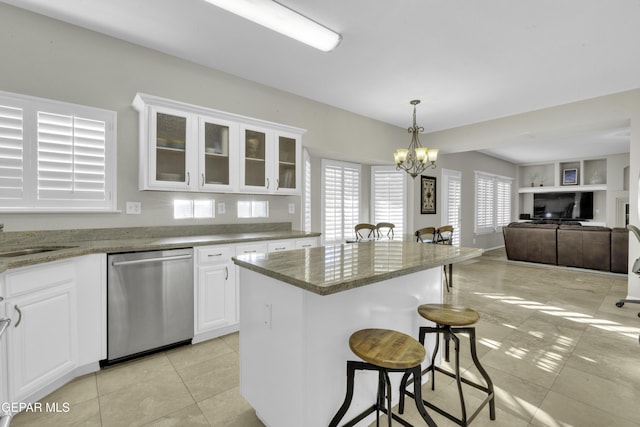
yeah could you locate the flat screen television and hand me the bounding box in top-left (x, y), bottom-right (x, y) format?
top-left (533, 191), bottom-right (594, 220)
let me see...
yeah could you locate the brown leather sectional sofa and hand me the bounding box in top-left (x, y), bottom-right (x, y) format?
top-left (503, 221), bottom-right (629, 273)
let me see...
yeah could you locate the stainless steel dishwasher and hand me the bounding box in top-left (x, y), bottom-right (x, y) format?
top-left (106, 248), bottom-right (193, 364)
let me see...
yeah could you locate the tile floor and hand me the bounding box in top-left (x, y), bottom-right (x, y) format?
top-left (11, 248), bottom-right (640, 426)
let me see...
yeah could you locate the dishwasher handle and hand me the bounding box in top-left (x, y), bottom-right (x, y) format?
top-left (112, 254), bottom-right (192, 267)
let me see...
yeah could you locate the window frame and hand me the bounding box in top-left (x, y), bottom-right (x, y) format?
top-left (0, 90), bottom-right (117, 213)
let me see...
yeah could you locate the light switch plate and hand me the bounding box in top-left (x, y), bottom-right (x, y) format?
top-left (125, 202), bottom-right (141, 214)
top-left (288, 203), bottom-right (295, 214)
top-left (218, 202), bottom-right (226, 214)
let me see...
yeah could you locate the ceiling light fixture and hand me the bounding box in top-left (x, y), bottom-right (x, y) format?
top-left (204, 0), bottom-right (342, 52)
top-left (394, 100), bottom-right (439, 178)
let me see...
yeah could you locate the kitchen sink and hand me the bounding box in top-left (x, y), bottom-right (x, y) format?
top-left (0, 246), bottom-right (77, 258)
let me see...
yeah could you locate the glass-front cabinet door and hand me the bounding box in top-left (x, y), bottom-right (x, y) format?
top-left (240, 125), bottom-right (271, 192)
top-left (198, 116), bottom-right (237, 192)
top-left (274, 132), bottom-right (300, 194)
top-left (148, 106), bottom-right (194, 190)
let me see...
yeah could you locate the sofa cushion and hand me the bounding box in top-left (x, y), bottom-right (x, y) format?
top-left (503, 223), bottom-right (558, 264)
top-left (557, 226), bottom-right (611, 271)
top-left (611, 228), bottom-right (629, 273)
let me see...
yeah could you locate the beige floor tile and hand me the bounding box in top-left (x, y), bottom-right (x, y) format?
top-left (221, 332), bottom-right (239, 352)
top-left (40, 373), bottom-right (98, 406)
top-left (99, 370), bottom-right (195, 427)
top-left (142, 404), bottom-right (210, 426)
top-left (531, 390), bottom-right (638, 427)
top-left (97, 352), bottom-right (176, 396)
top-left (177, 351), bottom-right (240, 402)
top-left (550, 365), bottom-right (640, 425)
top-left (11, 397), bottom-right (101, 427)
top-left (197, 386), bottom-right (264, 427)
top-left (167, 337), bottom-right (235, 371)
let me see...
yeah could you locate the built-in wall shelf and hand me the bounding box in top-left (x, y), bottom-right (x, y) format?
top-left (518, 184), bottom-right (607, 194)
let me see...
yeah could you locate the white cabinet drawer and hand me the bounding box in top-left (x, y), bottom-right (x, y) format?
top-left (295, 237), bottom-right (318, 249)
top-left (5, 260), bottom-right (74, 297)
top-left (235, 243), bottom-right (268, 256)
top-left (268, 240), bottom-right (295, 252)
top-left (197, 246), bottom-right (234, 265)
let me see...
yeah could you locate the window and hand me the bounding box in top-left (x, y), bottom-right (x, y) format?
top-left (322, 159), bottom-right (360, 244)
top-left (475, 171), bottom-right (513, 234)
top-left (303, 148), bottom-right (311, 232)
top-left (371, 166), bottom-right (405, 236)
top-left (237, 200), bottom-right (269, 218)
top-left (442, 169), bottom-right (462, 245)
top-left (173, 199), bottom-right (215, 219)
top-left (0, 90), bottom-right (116, 212)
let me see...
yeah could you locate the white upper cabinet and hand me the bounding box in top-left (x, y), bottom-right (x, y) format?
top-left (134, 93), bottom-right (305, 194)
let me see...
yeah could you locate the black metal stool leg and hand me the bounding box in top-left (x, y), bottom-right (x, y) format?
top-left (450, 331), bottom-right (468, 424)
top-left (329, 361), bottom-right (358, 427)
top-left (468, 328), bottom-right (495, 420)
top-left (410, 365), bottom-right (438, 427)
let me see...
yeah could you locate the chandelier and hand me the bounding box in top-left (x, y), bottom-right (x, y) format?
top-left (394, 100), bottom-right (438, 178)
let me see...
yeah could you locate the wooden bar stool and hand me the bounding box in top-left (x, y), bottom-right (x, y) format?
top-left (400, 304), bottom-right (495, 426)
top-left (329, 328), bottom-right (437, 427)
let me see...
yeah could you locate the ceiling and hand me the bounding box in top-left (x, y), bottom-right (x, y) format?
top-left (2, 0), bottom-right (638, 164)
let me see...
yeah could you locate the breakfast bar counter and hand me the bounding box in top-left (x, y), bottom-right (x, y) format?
top-left (233, 241), bottom-right (483, 427)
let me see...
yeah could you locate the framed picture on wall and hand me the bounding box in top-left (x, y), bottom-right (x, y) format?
top-left (421, 175), bottom-right (437, 214)
top-left (562, 168), bottom-right (578, 185)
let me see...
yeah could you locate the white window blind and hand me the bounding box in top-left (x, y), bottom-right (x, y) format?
top-left (0, 104), bottom-right (24, 200)
top-left (475, 171), bottom-right (513, 234)
top-left (303, 149), bottom-right (311, 232)
top-left (0, 91), bottom-right (116, 212)
top-left (322, 159), bottom-right (360, 244)
top-left (371, 166), bottom-right (405, 236)
top-left (442, 169), bottom-right (461, 246)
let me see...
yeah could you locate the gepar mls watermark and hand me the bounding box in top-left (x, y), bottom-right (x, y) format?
top-left (2, 402), bottom-right (70, 413)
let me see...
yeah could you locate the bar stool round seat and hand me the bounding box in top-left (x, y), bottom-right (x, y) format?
top-left (349, 328), bottom-right (426, 370)
top-left (399, 304), bottom-right (495, 426)
top-left (330, 328), bottom-right (436, 427)
top-left (418, 304), bottom-right (479, 326)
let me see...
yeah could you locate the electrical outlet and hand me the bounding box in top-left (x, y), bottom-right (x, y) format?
top-left (218, 202), bottom-right (226, 214)
top-left (125, 202), bottom-right (141, 214)
top-left (288, 203), bottom-right (295, 214)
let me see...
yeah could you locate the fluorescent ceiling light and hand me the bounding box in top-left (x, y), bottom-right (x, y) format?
top-left (204, 0), bottom-right (342, 52)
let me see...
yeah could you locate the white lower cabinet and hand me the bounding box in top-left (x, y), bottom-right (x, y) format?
top-left (194, 246), bottom-right (237, 342)
top-left (0, 254), bottom-right (104, 408)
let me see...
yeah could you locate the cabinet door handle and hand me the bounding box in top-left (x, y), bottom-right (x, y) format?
top-left (14, 305), bottom-right (22, 328)
top-left (276, 178), bottom-right (279, 190)
top-left (208, 253), bottom-right (223, 257)
top-left (187, 172), bottom-right (190, 186)
top-left (301, 244), bottom-right (312, 248)
top-left (274, 247), bottom-right (286, 250)
top-left (201, 173), bottom-right (205, 187)
top-left (266, 178), bottom-right (270, 189)
top-left (225, 266), bottom-right (229, 280)
top-left (243, 250), bottom-right (257, 253)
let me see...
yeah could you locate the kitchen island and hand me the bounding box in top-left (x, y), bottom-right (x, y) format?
top-left (233, 240), bottom-right (483, 427)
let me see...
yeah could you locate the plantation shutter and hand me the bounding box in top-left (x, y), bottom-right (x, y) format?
top-left (0, 104), bottom-right (24, 200)
top-left (0, 90), bottom-right (116, 212)
top-left (496, 178), bottom-right (512, 227)
top-left (37, 112), bottom-right (107, 201)
top-left (303, 149), bottom-right (311, 232)
top-left (475, 172), bottom-right (494, 234)
top-left (371, 166), bottom-right (405, 236)
top-left (475, 171), bottom-right (513, 234)
top-left (322, 160), bottom-right (361, 244)
top-left (442, 169), bottom-right (461, 245)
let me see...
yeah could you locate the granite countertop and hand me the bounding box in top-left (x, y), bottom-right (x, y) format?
top-left (0, 226), bottom-right (320, 273)
top-left (233, 240), bottom-right (483, 296)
